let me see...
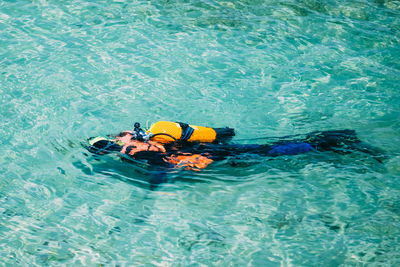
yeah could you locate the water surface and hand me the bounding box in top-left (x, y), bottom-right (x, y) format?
top-left (1, 0), bottom-right (400, 265)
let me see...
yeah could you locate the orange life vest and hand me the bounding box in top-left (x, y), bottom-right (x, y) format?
top-left (115, 132), bottom-right (213, 170)
top-left (164, 153), bottom-right (213, 171)
top-left (115, 133), bottom-right (166, 156)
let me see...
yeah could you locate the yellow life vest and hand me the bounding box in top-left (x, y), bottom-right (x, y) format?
top-left (147, 121), bottom-right (218, 143)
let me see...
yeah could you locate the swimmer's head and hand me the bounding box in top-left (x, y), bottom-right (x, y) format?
top-left (87, 137), bottom-right (122, 154)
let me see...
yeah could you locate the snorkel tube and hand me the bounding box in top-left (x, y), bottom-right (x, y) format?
top-left (131, 122), bottom-right (147, 141)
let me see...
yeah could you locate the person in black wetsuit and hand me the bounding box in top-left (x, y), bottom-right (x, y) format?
top-left (86, 124), bottom-right (386, 189)
top-left (87, 128), bottom-right (384, 171)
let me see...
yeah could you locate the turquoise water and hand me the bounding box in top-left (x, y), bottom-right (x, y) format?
top-left (1, 0), bottom-right (400, 265)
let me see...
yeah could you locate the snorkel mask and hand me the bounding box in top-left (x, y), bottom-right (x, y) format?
top-left (87, 137), bottom-right (122, 154)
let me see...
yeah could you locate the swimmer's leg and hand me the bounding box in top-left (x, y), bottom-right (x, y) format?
top-left (305, 129), bottom-right (358, 151)
top-left (304, 130), bottom-right (386, 162)
top-left (348, 141), bottom-right (387, 163)
top-left (209, 143), bottom-right (315, 157)
top-left (233, 129), bottom-right (385, 160)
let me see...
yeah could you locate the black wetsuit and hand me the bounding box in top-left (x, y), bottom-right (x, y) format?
top-left (120, 129), bottom-right (383, 167)
top-left (86, 129), bottom-right (385, 189)
top-left (88, 129), bottom-right (383, 166)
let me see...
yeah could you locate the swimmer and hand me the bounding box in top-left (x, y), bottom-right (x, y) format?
top-left (87, 121), bottom-right (385, 173)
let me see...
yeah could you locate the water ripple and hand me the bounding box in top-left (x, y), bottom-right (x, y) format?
top-left (1, 0), bottom-right (400, 265)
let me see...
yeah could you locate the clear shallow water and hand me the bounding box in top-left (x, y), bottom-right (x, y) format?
top-left (1, 0), bottom-right (400, 265)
